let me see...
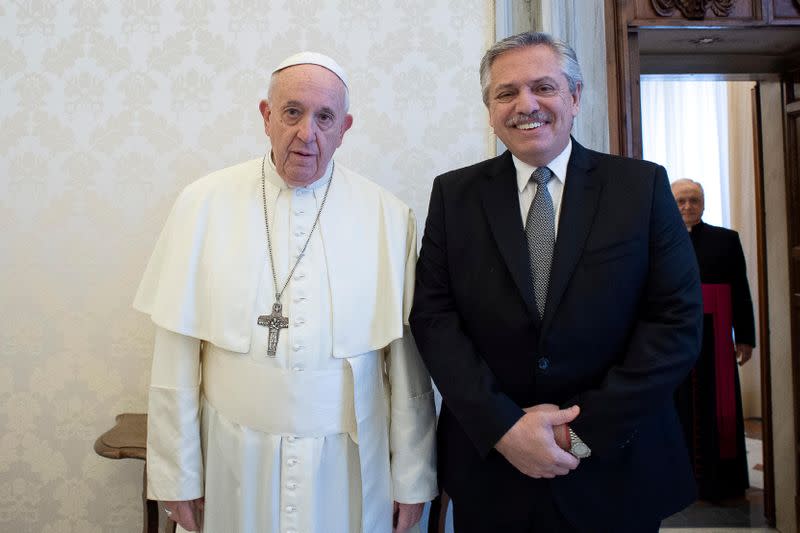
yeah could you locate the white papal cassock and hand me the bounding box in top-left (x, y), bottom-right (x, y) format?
top-left (134, 157), bottom-right (437, 532)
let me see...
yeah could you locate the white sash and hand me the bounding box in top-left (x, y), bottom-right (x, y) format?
top-left (202, 344), bottom-right (356, 436)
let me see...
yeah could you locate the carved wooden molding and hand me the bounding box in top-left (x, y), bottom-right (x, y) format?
top-left (651, 0), bottom-right (735, 19)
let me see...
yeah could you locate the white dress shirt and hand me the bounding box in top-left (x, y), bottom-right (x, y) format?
top-left (513, 140), bottom-right (572, 238)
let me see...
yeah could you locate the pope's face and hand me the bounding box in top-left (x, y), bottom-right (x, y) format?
top-left (487, 45), bottom-right (581, 167)
top-left (260, 65), bottom-right (353, 187)
top-left (671, 181), bottom-right (705, 228)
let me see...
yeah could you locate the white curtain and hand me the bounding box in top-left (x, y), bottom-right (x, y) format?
top-left (641, 78), bottom-right (730, 227)
top-left (727, 81), bottom-right (761, 418)
top-left (641, 78), bottom-right (761, 418)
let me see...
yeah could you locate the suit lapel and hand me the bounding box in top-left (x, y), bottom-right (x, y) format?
top-left (541, 141), bottom-right (604, 333)
top-left (479, 152), bottom-right (538, 319)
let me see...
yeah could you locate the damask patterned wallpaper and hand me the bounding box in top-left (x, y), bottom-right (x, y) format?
top-left (0, 2), bottom-right (493, 531)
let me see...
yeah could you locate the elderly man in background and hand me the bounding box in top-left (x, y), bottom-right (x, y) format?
top-left (672, 178), bottom-right (755, 502)
top-left (134, 52), bottom-right (437, 533)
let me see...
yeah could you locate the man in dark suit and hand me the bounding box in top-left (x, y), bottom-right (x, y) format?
top-left (410, 32), bottom-right (703, 532)
top-left (671, 178), bottom-right (755, 502)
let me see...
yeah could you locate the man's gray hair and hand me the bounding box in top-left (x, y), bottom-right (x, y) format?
top-left (479, 31), bottom-right (583, 106)
top-left (671, 178), bottom-right (705, 198)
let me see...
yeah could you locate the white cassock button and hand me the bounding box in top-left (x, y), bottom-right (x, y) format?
top-left (292, 344), bottom-right (302, 352)
top-left (286, 436), bottom-right (296, 443)
top-left (286, 481), bottom-right (297, 490)
top-left (294, 318), bottom-right (305, 326)
top-left (286, 458), bottom-right (298, 466)
top-left (285, 505), bottom-right (296, 513)
top-left (294, 272), bottom-right (305, 280)
top-left (292, 364), bottom-right (304, 372)
top-left (294, 209), bottom-right (304, 215)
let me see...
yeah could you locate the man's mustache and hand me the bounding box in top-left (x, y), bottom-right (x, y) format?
top-left (505, 112), bottom-right (552, 127)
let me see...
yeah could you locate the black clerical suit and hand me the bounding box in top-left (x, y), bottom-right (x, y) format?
top-left (410, 140), bottom-right (703, 532)
top-left (676, 220), bottom-right (755, 500)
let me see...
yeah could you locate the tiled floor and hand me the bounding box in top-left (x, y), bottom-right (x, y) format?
top-left (661, 418), bottom-right (772, 532)
top-left (662, 489), bottom-right (767, 528)
top-left (661, 527), bottom-right (778, 533)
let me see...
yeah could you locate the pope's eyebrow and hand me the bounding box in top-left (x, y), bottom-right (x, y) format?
top-left (281, 101), bottom-right (337, 118)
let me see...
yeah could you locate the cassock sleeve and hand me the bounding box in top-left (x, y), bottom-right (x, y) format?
top-left (146, 326), bottom-right (204, 501)
top-left (729, 232), bottom-right (756, 346)
top-left (385, 212), bottom-right (438, 504)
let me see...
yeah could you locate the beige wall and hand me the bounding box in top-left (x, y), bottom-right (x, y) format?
top-left (534, 0), bottom-right (610, 154)
top-left (760, 80), bottom-right (796, 533)
top-left (0, 2), bottom-right (494, 531)
top-left (727, 81), bottom-right (762, 419)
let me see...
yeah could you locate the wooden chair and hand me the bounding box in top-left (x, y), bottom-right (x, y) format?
top-left (94, 413), bottom-right (176, 533)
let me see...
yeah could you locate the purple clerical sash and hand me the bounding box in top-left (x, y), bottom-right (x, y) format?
top-left (701, 283), bottom-right (736, 459)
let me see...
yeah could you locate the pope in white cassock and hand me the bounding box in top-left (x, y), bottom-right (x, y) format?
top-left (133, 52), bottom-right (438, 533)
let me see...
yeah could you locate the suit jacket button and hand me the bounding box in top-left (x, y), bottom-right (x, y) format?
top-left (537, 357), bottom-right (550, 371)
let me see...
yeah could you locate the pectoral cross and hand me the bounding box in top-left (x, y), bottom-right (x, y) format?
top-left (257, 302), bottom-right (289, 357)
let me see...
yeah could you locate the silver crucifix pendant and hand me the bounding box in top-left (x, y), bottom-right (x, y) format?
top-left (257, 302), bottom-right (289, 357)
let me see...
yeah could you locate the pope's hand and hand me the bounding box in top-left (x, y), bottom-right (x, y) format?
top-left (495, 404), bottom-right (580, 478)
top-left (162, 498), bottom-right (204, 531)
top-left (393, 501), bottom-right (424, 532)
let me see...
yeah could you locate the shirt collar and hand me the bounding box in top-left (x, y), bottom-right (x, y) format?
top-left (513, 139), bottom-right (572, 193)
top-left (266, 151), bottom-right (334, 191)
top-left (689, 220), bottom-right (705, 233)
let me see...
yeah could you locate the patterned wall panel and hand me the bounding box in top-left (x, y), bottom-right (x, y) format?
top-left (0, 2), bottom-right (494, 531)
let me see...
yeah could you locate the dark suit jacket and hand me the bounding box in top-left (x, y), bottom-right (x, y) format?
top-left (410, 140), bottom-right (703, 531)
top-left (690, 221), bottom-right (756, 346)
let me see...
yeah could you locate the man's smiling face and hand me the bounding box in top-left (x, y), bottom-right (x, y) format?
top-left (487, 44), bottom-right (581, 167)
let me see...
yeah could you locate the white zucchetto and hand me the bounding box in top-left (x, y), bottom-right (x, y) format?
top-left (272, 51), bottom-right (349, 89)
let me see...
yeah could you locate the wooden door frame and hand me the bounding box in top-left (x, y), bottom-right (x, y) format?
top-left (784, 72), bottom-right (800, 525)
top-left (603, 0), bottom-right (781, 526)
top-left (751, 82), bottom-right (776, 524)
top-left (604, 0), bottom-right (641, 159)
